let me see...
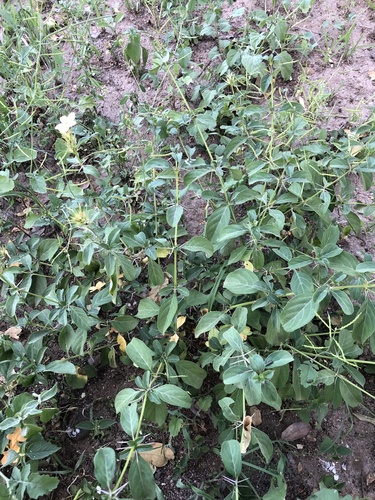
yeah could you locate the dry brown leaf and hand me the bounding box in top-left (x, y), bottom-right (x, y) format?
top-left (147, 276), bottom-right (169, 304)
top-left (2, 327), bottom-right (22, 340)
top-left (297, 462), bottom-right (303, 473)
top-left (250, 406), bottom-right (262, 426)
top-left (354, 413), bottom-right (375, 425)
top-left (138, 443), bottom-right (174, 467)
top-left (368, 70), bottom-right (375, 81)
top-left (281, 422), bottom-right (312, 441)
top-left (366, 472), bottom-right (375, 485)
top-left (240, 415), bottom-right (252, 454)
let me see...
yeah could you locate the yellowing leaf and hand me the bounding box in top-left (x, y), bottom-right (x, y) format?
top-left (243, 261), bottom-right (254, 271)
top-left (240, 415), bottom-right (252, 454)
top-left (169, 333), bottom-right (179, 343)
top-left (156, 248), bottom-right (171, 258)
top-left (117, 333), bottom-right (127, 353)
top-left (89, 281), bottom-right (106, 292)
top-left (349, 145), bottom-right (363, 156)
top-left (176, 316), bottom-right (186, 329)
top-left (240, 326), bottom-right (251, 340)
top-left (138, 443), bottom-right (175, 467)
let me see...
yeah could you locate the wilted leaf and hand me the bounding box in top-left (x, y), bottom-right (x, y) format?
top-left (138, 442), bottom-right (174, 467)
top-left (281, 422), bottom-right (312, 441)
top-left (147, 276), bottom-right (169, 303)
top-left (250, 406), bottom-right (262, 426)
top-left (1, 326), bottom-right (22, 339)
top-left (117, 333), bottom-right (127, 353)
top-left (354, 413), bottom-right (375, 425)
top-left (241, 415), bottom-right (252, 453)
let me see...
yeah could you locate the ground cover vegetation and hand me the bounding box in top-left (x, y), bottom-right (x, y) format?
top-left (0, 0), bottom-right (374, 498)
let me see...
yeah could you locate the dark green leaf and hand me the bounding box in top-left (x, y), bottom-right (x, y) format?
top-left (176, 360), bottom-right (207, 389)
top-left (126, 338), bottom-right (154, 371)
top-left (280, 293), bottom-right (317, 332)
top-left (157, 294), bottom-right (178, 334)
top-left (27, 474), bottom-right (59, 499)
top-left (224, 269), bottom-right (260, 295)
top-left (221, 439), bottom-right (242, 477)
top-left (154, 384), bottom-right (192, 408)
top-left (94, 447), bottom-right (116, 489)
top-left (195, 311), bottom-right (224, 337)
top-left (182, 236), bottom-right (214, 257)
top-left (44, 360), bottom-right (77, 375)
top-left (129, 455), bottom-right (156, 500)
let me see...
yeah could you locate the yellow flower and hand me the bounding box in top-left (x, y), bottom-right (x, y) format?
top-left (55, 112), bottom-right (77, 134)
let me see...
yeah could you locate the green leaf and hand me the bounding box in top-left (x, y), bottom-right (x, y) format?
top-left (216, 225), bottom-right (248, 245)
top-left (265, 351), bottom-right (293, 369)
top-left (12, 144), bottom-right (37, 163)
top-left (291, 271), bottom-right (314, 295)
top-left (94, 447), bottom-right (116, 489)
top-left (356, 262), bottom-right (375, 273)
top-left (148, 259), bottom-right (164, 287)
top-left (120, 402), bottom-right (139, 438)
top-left (154, 384), bottom-right (192, 408)
top-left (221, 439), bottom-right (242, 477)
top-left (352, 299), bottom-right (375, 343)
top-left (331, 290), bottom-right (354, 315)
top-left (157, 294), bottom-right (178, 334)
top-left (0, 174), bottom-right (14, 194)
top-left (195, 311), bottom-right (224, 337)
top-left (182, 236), bottom-right (214, 257)
top-left (70, 306), bottom-right (97, 331)
top-left (115, 388), bottom-right (139, 413)
top-left (329, 252), bottom-right (359, 276)
top-left (111, 314), bottom-right (139, 333)
top-left (298, 0), bottom-right (313, 13)
top-left (27, 438), bottom-right (60, 460)
top-left (37, 238), bottom-right (60, 261)
top-left (224, 136), bottom-right (247, 158)
top-left (129, 455), bottom-right (156, 500)
top-left (280, 293), bottom-right (318, 332)
top-left (44, 360), bottom-right (77, 375)
top-left (175, 360), bottom-right (207, 389)
top-left (166, 205), bottom-right (183, 227)
top-left (223, 269), bottom-right (260, 295)
top-left (126, 338), bottom-right (154, 370)
top-left (241, 53), bottom-right (265, 77)
top-left (205, 206), bottom-right (231, 245)
top-left (136, 298), bottom-right (159, 319)
top-left (252, 427), bottom-right (273, 462)
top-left (27, 473), bottom-right (59, 499)
top-left (339, 379), bottom-right (363, 407)
top-left (274, 51), bottom-right (293, 80)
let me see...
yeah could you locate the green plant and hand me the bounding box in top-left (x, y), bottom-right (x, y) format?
top-left (1, 0), bottom-right (375, 498)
